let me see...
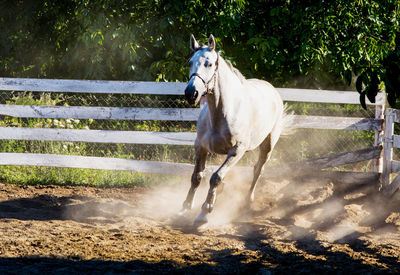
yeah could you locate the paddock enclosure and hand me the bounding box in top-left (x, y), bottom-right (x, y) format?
top-left (0, 77), bottom-right (396, 191)
top-left (2, 78), bottom-right (400, 273)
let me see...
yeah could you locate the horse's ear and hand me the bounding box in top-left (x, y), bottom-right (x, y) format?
top-left (208, 34), bottom-right (216, 51)
top-left (190, 34), bottom-right (200, 51)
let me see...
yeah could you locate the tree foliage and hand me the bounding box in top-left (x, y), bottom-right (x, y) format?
top-left (0, 0), bottom-right (399, 105)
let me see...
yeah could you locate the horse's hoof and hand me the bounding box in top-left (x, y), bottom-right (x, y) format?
top-left (178, 208), bottom-right (188, 216)
top-left (249, 194), bottom-right (255, 203)
top-left (193, 215), bottom-right (208, 228)
top-left (179, 200), bottom-right (193, 216)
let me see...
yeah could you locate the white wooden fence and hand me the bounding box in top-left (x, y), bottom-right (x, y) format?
top-left (0, 77), bottom-right (397, 194)
top-left (381, 109), bottom-right (400, 196)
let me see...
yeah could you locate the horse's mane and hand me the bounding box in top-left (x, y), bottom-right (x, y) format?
top-left (222, 56), bottom-right (246, 83)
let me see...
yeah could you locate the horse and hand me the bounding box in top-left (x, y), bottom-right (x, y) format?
top-left (181, 34), bottom-right (289, 227)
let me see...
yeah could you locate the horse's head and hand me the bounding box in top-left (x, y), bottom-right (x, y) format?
top-left (184, 34), bottom-right (219, 105)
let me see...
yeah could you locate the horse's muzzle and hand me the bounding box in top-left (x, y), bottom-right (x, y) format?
top-left (184, 85), bottom-right (199, 105)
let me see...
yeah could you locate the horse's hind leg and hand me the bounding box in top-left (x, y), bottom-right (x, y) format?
top-left (248, 131), bottom-right (279, 203)
top-left (180, 144), bottom-right (208, 215)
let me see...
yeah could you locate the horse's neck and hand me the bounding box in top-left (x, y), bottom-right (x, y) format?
top-left (206, 58), bottom-right (243, 129)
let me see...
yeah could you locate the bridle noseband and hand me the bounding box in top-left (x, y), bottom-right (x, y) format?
top-left (189, 53), bottom-right (219, 96)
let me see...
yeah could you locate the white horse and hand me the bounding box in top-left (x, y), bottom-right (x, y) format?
top-left (181, 34), bottom-right (288, 227)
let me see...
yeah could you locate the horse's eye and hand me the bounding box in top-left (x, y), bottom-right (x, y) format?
top-left (207, 63), bottom-right (212, 68)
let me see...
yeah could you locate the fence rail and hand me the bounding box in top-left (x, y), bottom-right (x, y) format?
top-left (0, 77), bottom-right (385, 104)
top-left (0, 116), bottom-right (382, 145)
top-left (0, 104), bottom-right (382, 129)
top-left (0, 152), bottom-right (195, 175)
top-left (0, 104), bottom-right (200, 121)
top-left (0, 127), bottom-right (197, 145)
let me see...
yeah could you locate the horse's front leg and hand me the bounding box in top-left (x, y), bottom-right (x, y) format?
top-left (194, 144), bottom-right (246, 227)
top-left (179, 144), bottom-right (208, 215)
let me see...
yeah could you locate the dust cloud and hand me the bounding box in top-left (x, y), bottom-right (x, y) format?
top-left (61, 129), bottom-right (399, 243)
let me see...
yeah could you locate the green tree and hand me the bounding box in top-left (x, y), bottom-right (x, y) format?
top-left (0, 0), bottom-right (399, 106)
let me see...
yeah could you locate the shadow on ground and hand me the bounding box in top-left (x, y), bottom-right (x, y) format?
top-left (0, 172), bottom-right (400, 274)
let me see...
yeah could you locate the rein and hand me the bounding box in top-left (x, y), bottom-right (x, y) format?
top-left (189, 53), bottom-right (219, 96)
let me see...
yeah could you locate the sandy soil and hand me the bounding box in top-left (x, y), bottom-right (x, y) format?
top-left (0, 171), bottom-right (400, 274)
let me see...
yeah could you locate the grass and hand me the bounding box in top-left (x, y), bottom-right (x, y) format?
top-left (0, 165), bottom-right (185, 187)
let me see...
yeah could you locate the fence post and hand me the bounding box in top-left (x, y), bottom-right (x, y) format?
top-left (374, 92), bottom-right (386, 173)
top-left (381, 108), bottom-right (394, 189)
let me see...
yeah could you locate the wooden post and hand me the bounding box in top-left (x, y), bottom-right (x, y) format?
top-left (374, 92), bottom-right (386, 173)
top-left (381, 108), bottom-right (394, 189)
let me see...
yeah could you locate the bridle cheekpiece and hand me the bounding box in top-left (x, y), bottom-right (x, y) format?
top-left (189, 52), bottom-right (219, 96)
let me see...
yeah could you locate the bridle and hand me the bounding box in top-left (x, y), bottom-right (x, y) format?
top-left (189, 52), bottom-right (219, 96)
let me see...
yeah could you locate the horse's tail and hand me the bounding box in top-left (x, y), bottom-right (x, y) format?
top-left (279, 104), bottom-right (295, 136)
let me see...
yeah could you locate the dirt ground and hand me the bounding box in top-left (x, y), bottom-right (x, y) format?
top-left (0, 171), bottom-right (400, 274)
